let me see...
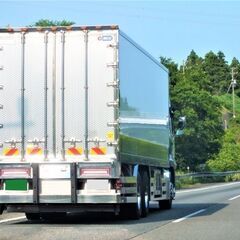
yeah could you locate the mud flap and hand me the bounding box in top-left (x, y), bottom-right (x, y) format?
top-left (0, 204), bottom-right (5, 214)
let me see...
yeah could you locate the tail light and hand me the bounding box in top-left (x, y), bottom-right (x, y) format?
top-left (0, 168), bottom-right (31, 178)
top-left (114, 179), bottom-right (123, 190)
top-left (80, 168), bottom-right (110, 177)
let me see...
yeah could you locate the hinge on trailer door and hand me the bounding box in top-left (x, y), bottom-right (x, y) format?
top-left (5, 138), bottom-right (22, 148)
top-left (107, 44), bottom-right (118, 49)
top-left (107, 80), bottom-right (119, 88)
top-left (107, 62), bottom-right (118, 68)
top-left (0, 85), bottom-right (4, 90)
top-left (107, 100), bottom-right (119, 108)
top-left (0, 66), bottom-right (3, 70)
top-left (107, 121), bottom-right (119, 127)
top-left (28, 138), bottom-right (45, 146)
top-left (0, 124), bottom-right (3, 129)
top-left (88, 137), bottom-right (106, 148)
top-left (0, 46), bottom-right (3, 51)
top-left (0, 104), bottom-right (3, 110)
top-left (64, 138), bottom-right (82, 148)
top-left (107, 141), bottom-right (118, 147)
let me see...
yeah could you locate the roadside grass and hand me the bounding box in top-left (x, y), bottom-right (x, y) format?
top-left (176, 172), bottom-right (240, 190)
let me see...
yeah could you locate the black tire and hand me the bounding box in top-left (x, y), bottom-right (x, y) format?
top-left (120, 172), bottom-right (143, 220)
top-left (25, 212), bottom-right (41, 221)
top-left (159, 180), bottom-right (174, 210)
top-left (41, 212), bottom-right (66, 221)
top-left (141, 171), bottom-right (150, 217)
top-left (159, 198), bottom-right (172, 210)
top-left (132, 172), bottom-right (143, 219)
top-left (0, 205), bottom-right (5, 215)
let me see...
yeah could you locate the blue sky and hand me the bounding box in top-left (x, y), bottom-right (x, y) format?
top-left (1, 1), bottom-right (240, 65)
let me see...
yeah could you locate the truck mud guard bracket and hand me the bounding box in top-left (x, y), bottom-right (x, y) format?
top-left (32, 163), bottom-right (39, 204)
top-left (71, 163), bottom-right (77, 203)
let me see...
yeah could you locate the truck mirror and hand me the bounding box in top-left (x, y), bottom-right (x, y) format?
top-left (177, 116), bottom-right (186, 130)
top-left (176, 129), bottom-right (184, 136)
top-left (176, 116), bottom-right (186, 136)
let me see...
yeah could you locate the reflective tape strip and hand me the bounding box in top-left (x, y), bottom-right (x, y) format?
top-left (26, 147), bottom-right (43, 155)
top-left (90, 147), bottom-right (107, 155)
top-left (66, 147), bottom-right (83, 155)
top-left (3, 148), bottom-right (19, 156)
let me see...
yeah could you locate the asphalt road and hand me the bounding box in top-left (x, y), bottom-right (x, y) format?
top-left (1, 182), bottom-right (240, 240)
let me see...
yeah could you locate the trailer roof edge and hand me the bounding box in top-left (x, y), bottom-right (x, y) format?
top-left (0, 25), bottom-right (119, 33)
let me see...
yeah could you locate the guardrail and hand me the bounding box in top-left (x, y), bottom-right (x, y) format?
top-left (176, 171), bottom-right (240, 179)
top-left (175, 171), bottom-right (240, 189)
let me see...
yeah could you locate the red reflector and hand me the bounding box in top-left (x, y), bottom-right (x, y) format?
top-left (0, 168), bottom-right (31, 178)
top-left (21, 28), bottom-right (28, 32)
top-left (115, 179), bottom-right (123, 190)
top-left (80, 168), bottom-right (110, 177)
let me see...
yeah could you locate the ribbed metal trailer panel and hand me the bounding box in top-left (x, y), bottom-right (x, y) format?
top-left (0, 27), bottom-right (118, 162)
top-left (0, 26), bottom-right (174, 212)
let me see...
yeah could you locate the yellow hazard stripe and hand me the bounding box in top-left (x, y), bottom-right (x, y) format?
top-left (66, 147), bottom-right (83, 155)
top-left (90, 147), bottom-right (107, 155)
top-left (3, 148), bottom-right (19, 156)
top-left (26, 147), bottom-right (43, 155)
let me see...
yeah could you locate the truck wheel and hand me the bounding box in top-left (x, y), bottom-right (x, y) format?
top-left (131, 172), bottom-right (143, 219)
top-left (25, 213), bottom-right (41, 221)
top-left (159, 198), bottom-right (172, 210)
top-left (159, 181), bottom-right (174, 210)
top-left (41, 212), bottom-right (66, 221)
top-left (0, 205), bottom-right (5, 215)
top-left (120, 172), bottom-right (143, 220)
top-left (141, 171), bottom-right (150, 217)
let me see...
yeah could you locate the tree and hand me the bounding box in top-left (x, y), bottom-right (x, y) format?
top-left (161, 51), bottom-right (225, 171)
top-left (185, 50), bottom-right (203, 68)
top-left (230, 57), bottom-right (240, 97)
top-left (202, 51), bottom-right (230, 94)
top-left (172, 81), bottom-right (224, 170)
top-left (160, 57), bottom-right (179, 91)
top-left (207, 119), bottom-right (240, 171)
top-left (30, 19), bottom-right (75, 27)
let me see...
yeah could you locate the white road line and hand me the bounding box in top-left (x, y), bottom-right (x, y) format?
top-left (229, 194), bottom-right (240, 201)
top-left (0, 216), bottom-right (26, 224)
top-left (172, 209), bottom-right (206, 223)
top-left (177, 182), bottom-right (240, 194)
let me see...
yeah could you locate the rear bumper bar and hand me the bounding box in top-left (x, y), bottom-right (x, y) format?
top-left (0, 193), bottom-right (122, 204)
top-left (7, 203), bottom-right (121, 213)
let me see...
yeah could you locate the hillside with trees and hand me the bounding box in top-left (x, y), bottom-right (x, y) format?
top-left (161, 51), bottom-right (240, 172)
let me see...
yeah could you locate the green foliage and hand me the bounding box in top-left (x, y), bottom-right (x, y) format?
top-left (173, 82), bottom-right (224, 170)
top-left (30, 19), bottom-right (75, 27)
top-left (161, 51), bottom-right (225, 171)
top-left (225, 173), bottom-right (240, 182)
top-left (207, 119), bottom-right (240, 171)
top-left (160, 57), bottom-right (179, 91)
top-left (202, 51), bottom-right (231, 94)
top-left (214, 94), bottom-right (240, 117)
top-left (161, 50), bottom-right (240, 172)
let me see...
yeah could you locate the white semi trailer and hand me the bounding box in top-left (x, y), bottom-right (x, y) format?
top-left (0, 25), bottom-right (183, 220)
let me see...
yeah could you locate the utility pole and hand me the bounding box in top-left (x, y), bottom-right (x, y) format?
top-left (227, 68), bottom-right (237, 118)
